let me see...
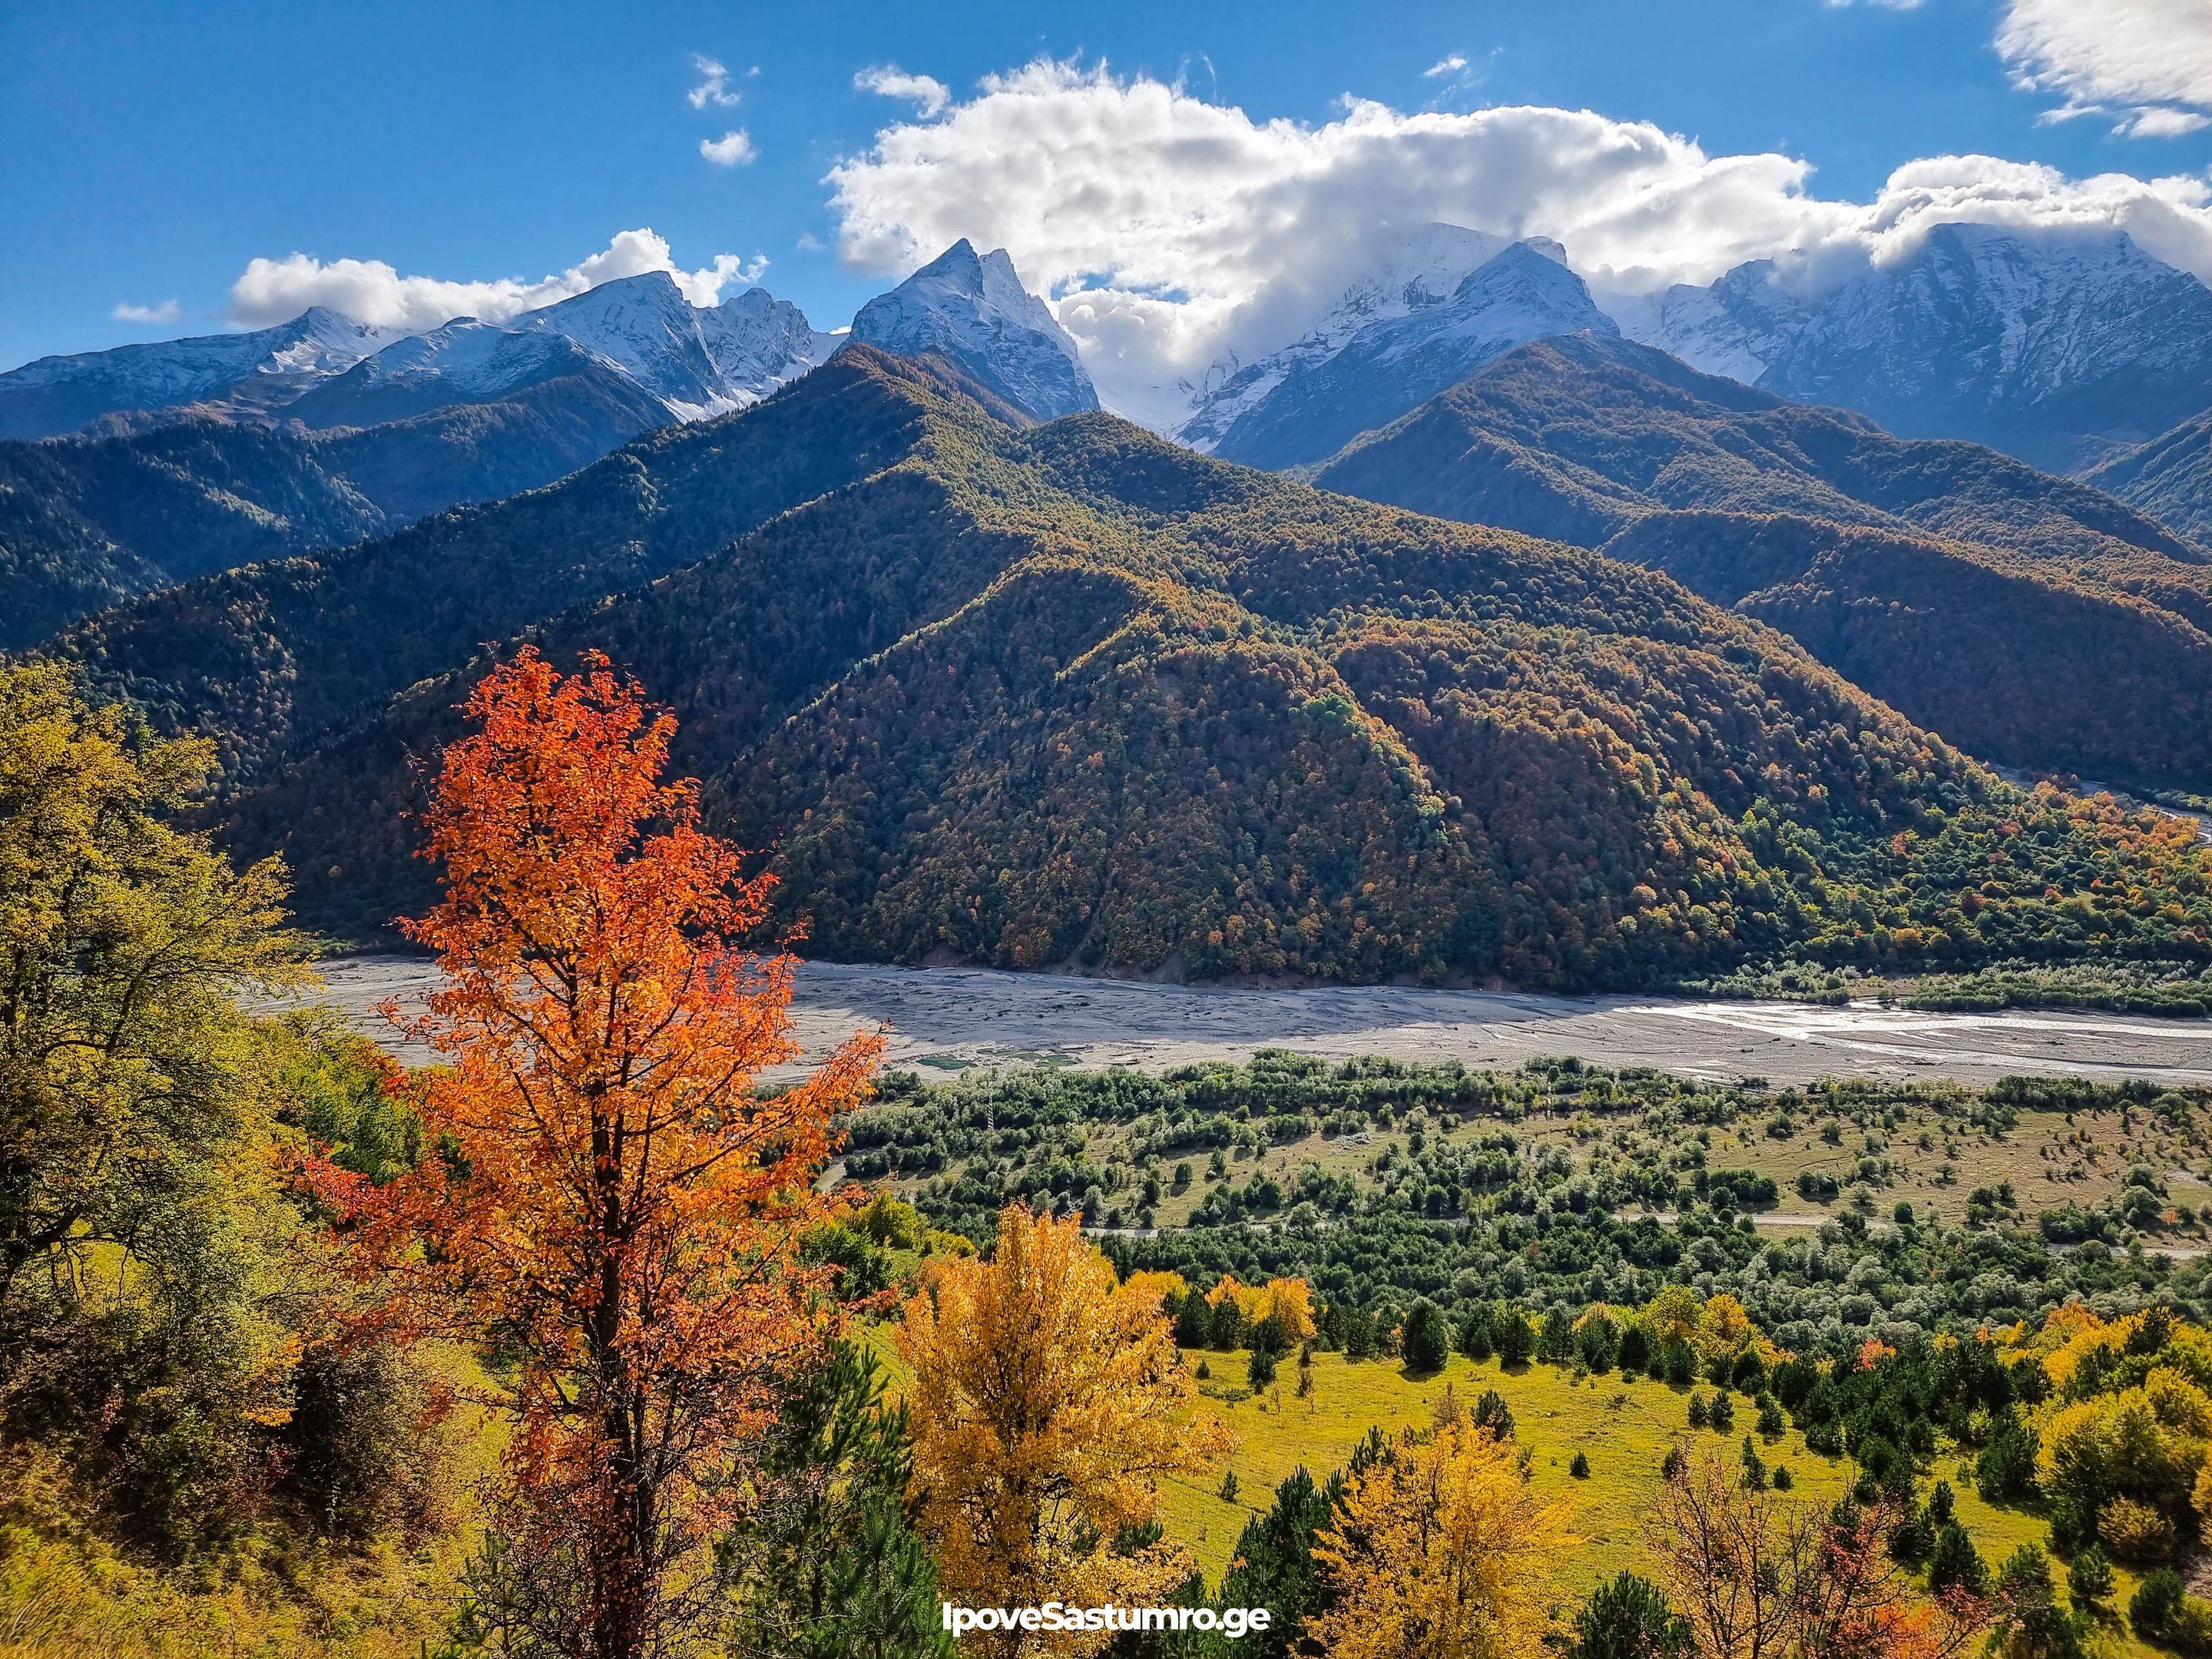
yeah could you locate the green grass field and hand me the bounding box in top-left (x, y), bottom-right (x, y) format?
top-left (1154, 1347), bottom-right (2166, 1659)
top-left (1157, 1351), bottom-right (1852, 1589)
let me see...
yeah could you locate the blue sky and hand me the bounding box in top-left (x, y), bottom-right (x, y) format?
top-left (5, 0), bottom-right (2212, 389)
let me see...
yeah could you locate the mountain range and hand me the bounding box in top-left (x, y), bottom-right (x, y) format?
top-left (10, 220), bottom-right (2212, 986)
top-left (33, 347), bottom-right (2211, 987)
top-left (0, 244), bottom-right (1091, 644)
top-left (1306, 332), bottom-right (2212, 790)
top-left (1181, 221), bottom-right (2212, 487)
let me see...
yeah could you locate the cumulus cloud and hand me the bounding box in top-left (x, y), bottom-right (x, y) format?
top-left (112, 299), bottom-right (181, 324)
top-left (230, 228), bottom-right (760, 331)
top-left (687, 54), bottom-right (742, 109)
top-left (1998, 0), bottom-right (2212, 136)
top-left (826, 58), bottom-right (2212, 421)
top-left (856, 65), bottom-right (952, 118)
top-left (1422, 55), bottom-right (1468, 78)
top-left (700, 129), bottom-right (757, 166)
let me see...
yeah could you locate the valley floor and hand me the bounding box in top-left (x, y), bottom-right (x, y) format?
top-left (310, 955), bottom-right (2212, 1088)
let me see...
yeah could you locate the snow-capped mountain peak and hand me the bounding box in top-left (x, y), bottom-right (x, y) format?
top-left (846, 240), bottom-right (1098, 422)
top-left (0, 308), bottom-right (409, 438)
top-left (1602, 259), bottom-right (1808, 385)
top-left (1756, 223), bottom-right (2212, 469)
top-left (1188, 233), bottom-right (1618, 470)
top-left (1176, 222), bottom-right (1512, 451)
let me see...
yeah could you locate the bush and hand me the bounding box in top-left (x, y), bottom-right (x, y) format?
top-left (1473, 1389), bottom-right (1517, 1442)
top-left (1708, 1395), bottom-right (1736, 1432)
top-left (1571, 1451), bottom-right (1591, 1479)
top-left (2066, 1545), bottom-right (2114, 1608)
top-left (1569, 1571), bottom-right (1690, 1659)
top-left (1248, 1348), bottom-right (1278, 1391)
top-left (1687, 1394), bottom-right (1709, 1429)
top-left (1929, 1522), bottom-right (1988, 1597)
top-left (2098, 1495), bottom-right (2174, 1563)
top-left (2132, 1570), bottom-right (2185, 1642)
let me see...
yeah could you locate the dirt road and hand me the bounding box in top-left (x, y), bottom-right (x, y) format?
top-left (302, 955), bottom-right (2212, 1088)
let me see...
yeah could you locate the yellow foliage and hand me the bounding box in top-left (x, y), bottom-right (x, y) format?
top-left (1204, 1273), bottom-right (1316, 1343)
top-left (1255, 1277), bottom-right (1318, 1344)
top-left (1124, 1269), bottom-right (1190, 1310)
top-left (1700, 1293), bottom-right (1757, 1357)
top-left (2098, 1495), bottom-right (2176, 1562)
top-left (2147, 1367), bottom-right (2212, 1436)
top-left (896, 1205), bottom-right (1232, 1655)
top-left (1310, 1421), bottom-right (1572, 1659)
top-left (1644, 1286), bottom-right (1704, 1350)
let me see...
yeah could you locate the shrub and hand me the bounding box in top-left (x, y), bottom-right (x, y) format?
top-left (1571, 1451), bottom-right (1591, 1479)
top-left (1473, 1389), bottom-right (1517, 1442)
top-left (1929, 1522), bottom-right (1988, 1597)
top-left (1248, 1348), bottom-right (1279, 1391)
top-left (2131, 1569), bottom-right (2184, 1642)
top-left (2098, 1495), bottom-right (2174, 1563)
top-left (2066, 1545), bottom-right (2114, 1608)
top-left (1569, 1572), bottom-right (1690, 1659)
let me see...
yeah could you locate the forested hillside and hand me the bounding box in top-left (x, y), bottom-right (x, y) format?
top-left (1307, 334), bottom-right (2212, 789)
top-left (47, 346), bottom-right (2212, 988)
top-left (2090, 408), bottom-right (2212, 545)
top-left (0, 373), bottom-right (664, 648)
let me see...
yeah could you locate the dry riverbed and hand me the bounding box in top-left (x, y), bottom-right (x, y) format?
top-left (303, 955), bottom-right (2212, 1088)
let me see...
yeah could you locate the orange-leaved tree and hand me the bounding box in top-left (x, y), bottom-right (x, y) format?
top-left (313, 648), bottom-right (879, 1659)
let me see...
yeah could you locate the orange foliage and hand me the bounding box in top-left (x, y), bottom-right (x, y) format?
top-left (313, 649), bottom-right (879, 1659)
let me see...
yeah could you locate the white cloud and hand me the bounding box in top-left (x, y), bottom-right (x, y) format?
top-left (112, 299), bottom-right (181, 324)
top-left (229, 228), bottom-right (759, 331)
top-left (855, 65), bottom-right (952, 118)
top-left (1422, 55), bottom-right (1468, 78)
top-left (700, 128), bottom-right (757, 167)
top-left (1997, 0), bottom-right (2212, 137)
top-left (687, 54), bottom-right (741, 109)
top-left (826, 58), bottom-right (2212, 422)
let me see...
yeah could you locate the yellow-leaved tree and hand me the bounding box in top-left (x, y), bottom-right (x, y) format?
top-left (896, 1204), bottom-right (1230, 1656)
top-left (1310, 1417), bottom-right (1571, 1659)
